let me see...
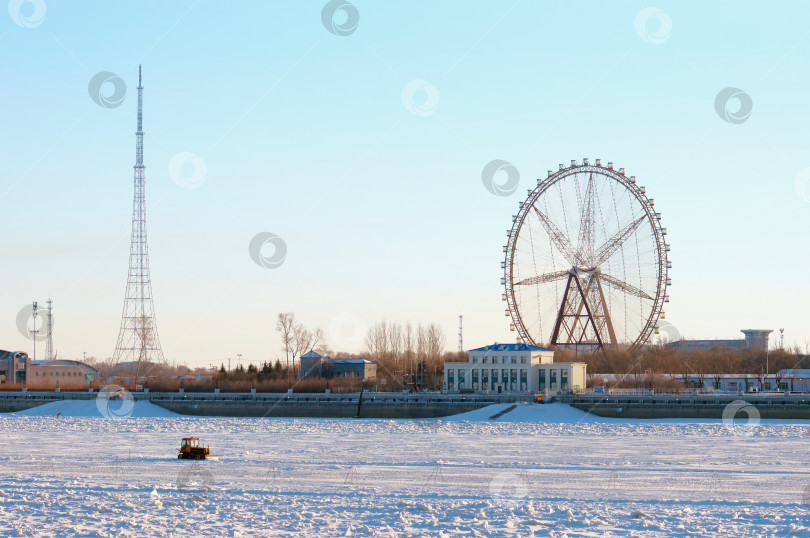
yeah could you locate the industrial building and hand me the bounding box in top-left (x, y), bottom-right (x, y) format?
top-left (443, 343), bottom-right (587, 394)
top-left (666, 329), bottom-right (773, 351)
top-left (299, 350), bottom-right (376, 381)
top-left (28, 360), bottom-right (98, 389)
top-left (0, 351), bottom-right (97, 388)
top-left (0, 350), bottom-right (29, 384)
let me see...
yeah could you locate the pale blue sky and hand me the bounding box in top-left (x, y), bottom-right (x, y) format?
top-left (2, 1), bottom-right (809, 367)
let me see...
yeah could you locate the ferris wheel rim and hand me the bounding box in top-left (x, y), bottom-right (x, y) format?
top-left (503, 160), bottom-right (669, 351)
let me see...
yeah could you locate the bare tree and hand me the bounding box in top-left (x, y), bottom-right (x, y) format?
top-left (389, 322), bottom-right (403, 368)
top-left (403, 321), bottom-right (415, 377)
top-left (364, 320), bottom-right (390, 362)
top-left (276, 313), bottom-right (295, 372)
top-left (425, 323), bottom-right (446, 362)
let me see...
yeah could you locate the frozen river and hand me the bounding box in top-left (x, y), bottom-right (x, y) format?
top-left (1, 401), bottom-right (809, 536)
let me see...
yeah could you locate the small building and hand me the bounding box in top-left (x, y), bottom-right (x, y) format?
top-left (299, 351), bottom-right (376, 381)
top-left (27, 360), bottom-right (98, 389)
top-left (666, 329), bottom-right (773, 351)
top-left (0, 350), bottom-right (30, 384)
top-left (443, 343), bottom-right (586, 394)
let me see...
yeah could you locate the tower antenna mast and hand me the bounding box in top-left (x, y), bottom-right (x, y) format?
top-left (45, 298), bottom-right (54, 361)
top-left (458, 315), bottom-right (463, 353)
top-left (112, 65), bottom-right (166, 378)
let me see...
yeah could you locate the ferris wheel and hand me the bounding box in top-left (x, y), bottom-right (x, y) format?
top-left (503, 158), bottom-right (670, 352)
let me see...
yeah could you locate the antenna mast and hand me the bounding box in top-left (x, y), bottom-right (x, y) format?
top-left (112, 65), bottom-right (166, 376)
top-left (458, 315), bottom-right (463, 353)
top-left (45, 298), bottom-right (54, 361)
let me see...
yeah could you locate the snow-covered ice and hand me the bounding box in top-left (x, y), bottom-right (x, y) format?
top-left (2, 401), bottom-right (810, 536)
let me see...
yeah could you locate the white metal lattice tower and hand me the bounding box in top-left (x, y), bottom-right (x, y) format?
top-left (112, 66), bottom-right (166, 373)
top-left (458, 315), bottom-right (463, 353)
top-left (45, 298), bottom-right (54, 361)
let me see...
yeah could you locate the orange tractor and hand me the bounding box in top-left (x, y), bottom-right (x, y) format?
top-left (178, 437), bottom-right (210, 460)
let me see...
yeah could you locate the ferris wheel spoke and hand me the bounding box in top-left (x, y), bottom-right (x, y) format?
top-left (531, 207), bottom-right (577, 264)
top-left (575, 173), bottom-right (596, 264)
top-left (599, 273), bottom-right (653, 300)
top-left (515, 270), bottom-right (570, 286)
top-left (592, 215), bottom-right (647, 267)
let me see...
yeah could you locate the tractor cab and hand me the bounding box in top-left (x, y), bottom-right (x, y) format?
top-left (178, 437), bottom-right (209, 460)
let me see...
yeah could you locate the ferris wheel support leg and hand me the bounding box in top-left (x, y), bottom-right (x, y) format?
top-left (549, 273), bottom-right (575, 348)
top-left (572, 275), bottom-right (604, 351)
top-left (595, 274), bottom-right (619, 348)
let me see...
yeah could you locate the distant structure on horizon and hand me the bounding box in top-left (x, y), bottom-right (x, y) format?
top-left (666, 329), bottom-right (773, 352)
top-left (299, 350), bottom-right (376, 381)
top-left (112, 66), bottom-right (166, 374)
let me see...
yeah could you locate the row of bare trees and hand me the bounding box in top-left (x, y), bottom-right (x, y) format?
top-left (575, 346), bottom-right (809, 390)
top-left (363, 320), bottom-right (454, 390)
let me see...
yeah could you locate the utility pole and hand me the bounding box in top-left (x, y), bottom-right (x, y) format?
top-left (31, 302), bottom-right (38, 363)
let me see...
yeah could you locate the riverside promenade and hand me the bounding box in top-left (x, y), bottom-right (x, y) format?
top-left (0, 390), bottom-right (530, 418)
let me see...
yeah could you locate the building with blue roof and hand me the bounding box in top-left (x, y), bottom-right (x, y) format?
top-left (443, 342), bottom-right (586, 394)
top-left (299, 350), bottom-right (376, 381)
top-left (468, 343), bottom-right (554, 353)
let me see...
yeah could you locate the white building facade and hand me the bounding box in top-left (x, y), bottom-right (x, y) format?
top-left (443, 343), bottom-right (587, 394)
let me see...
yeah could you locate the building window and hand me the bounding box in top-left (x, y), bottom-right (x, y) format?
top-left (561, 369), bottom-right (568, 390)
top-left (521, 357), bottom-right (527, 364)
top-left (550, 369), bottom-right (557, 390)
top-left (482, 357), bottom-right (488, 364)
top-left (482, 369), bottom-right (489, 387)
top-left (501, 369), bottom-right (508, 384)
top-left (539, 369), bottom-right (546, 391)
top-left (520, 369), bottom-right (527, 391)
top-left (510, 369), bottom-right (518, 391)
top-left (503, 357), bottom-right (508, 364)
top-left (511, 356), bottom-right (517, 364)
top-left (472, 357), bottom-right (478, 364)
top-left (472, 369), bottom-right (479, 390)
top-left (447, 369), bottom-right (455, 390)
top-left (458, 369), bottom-right (466, 389)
